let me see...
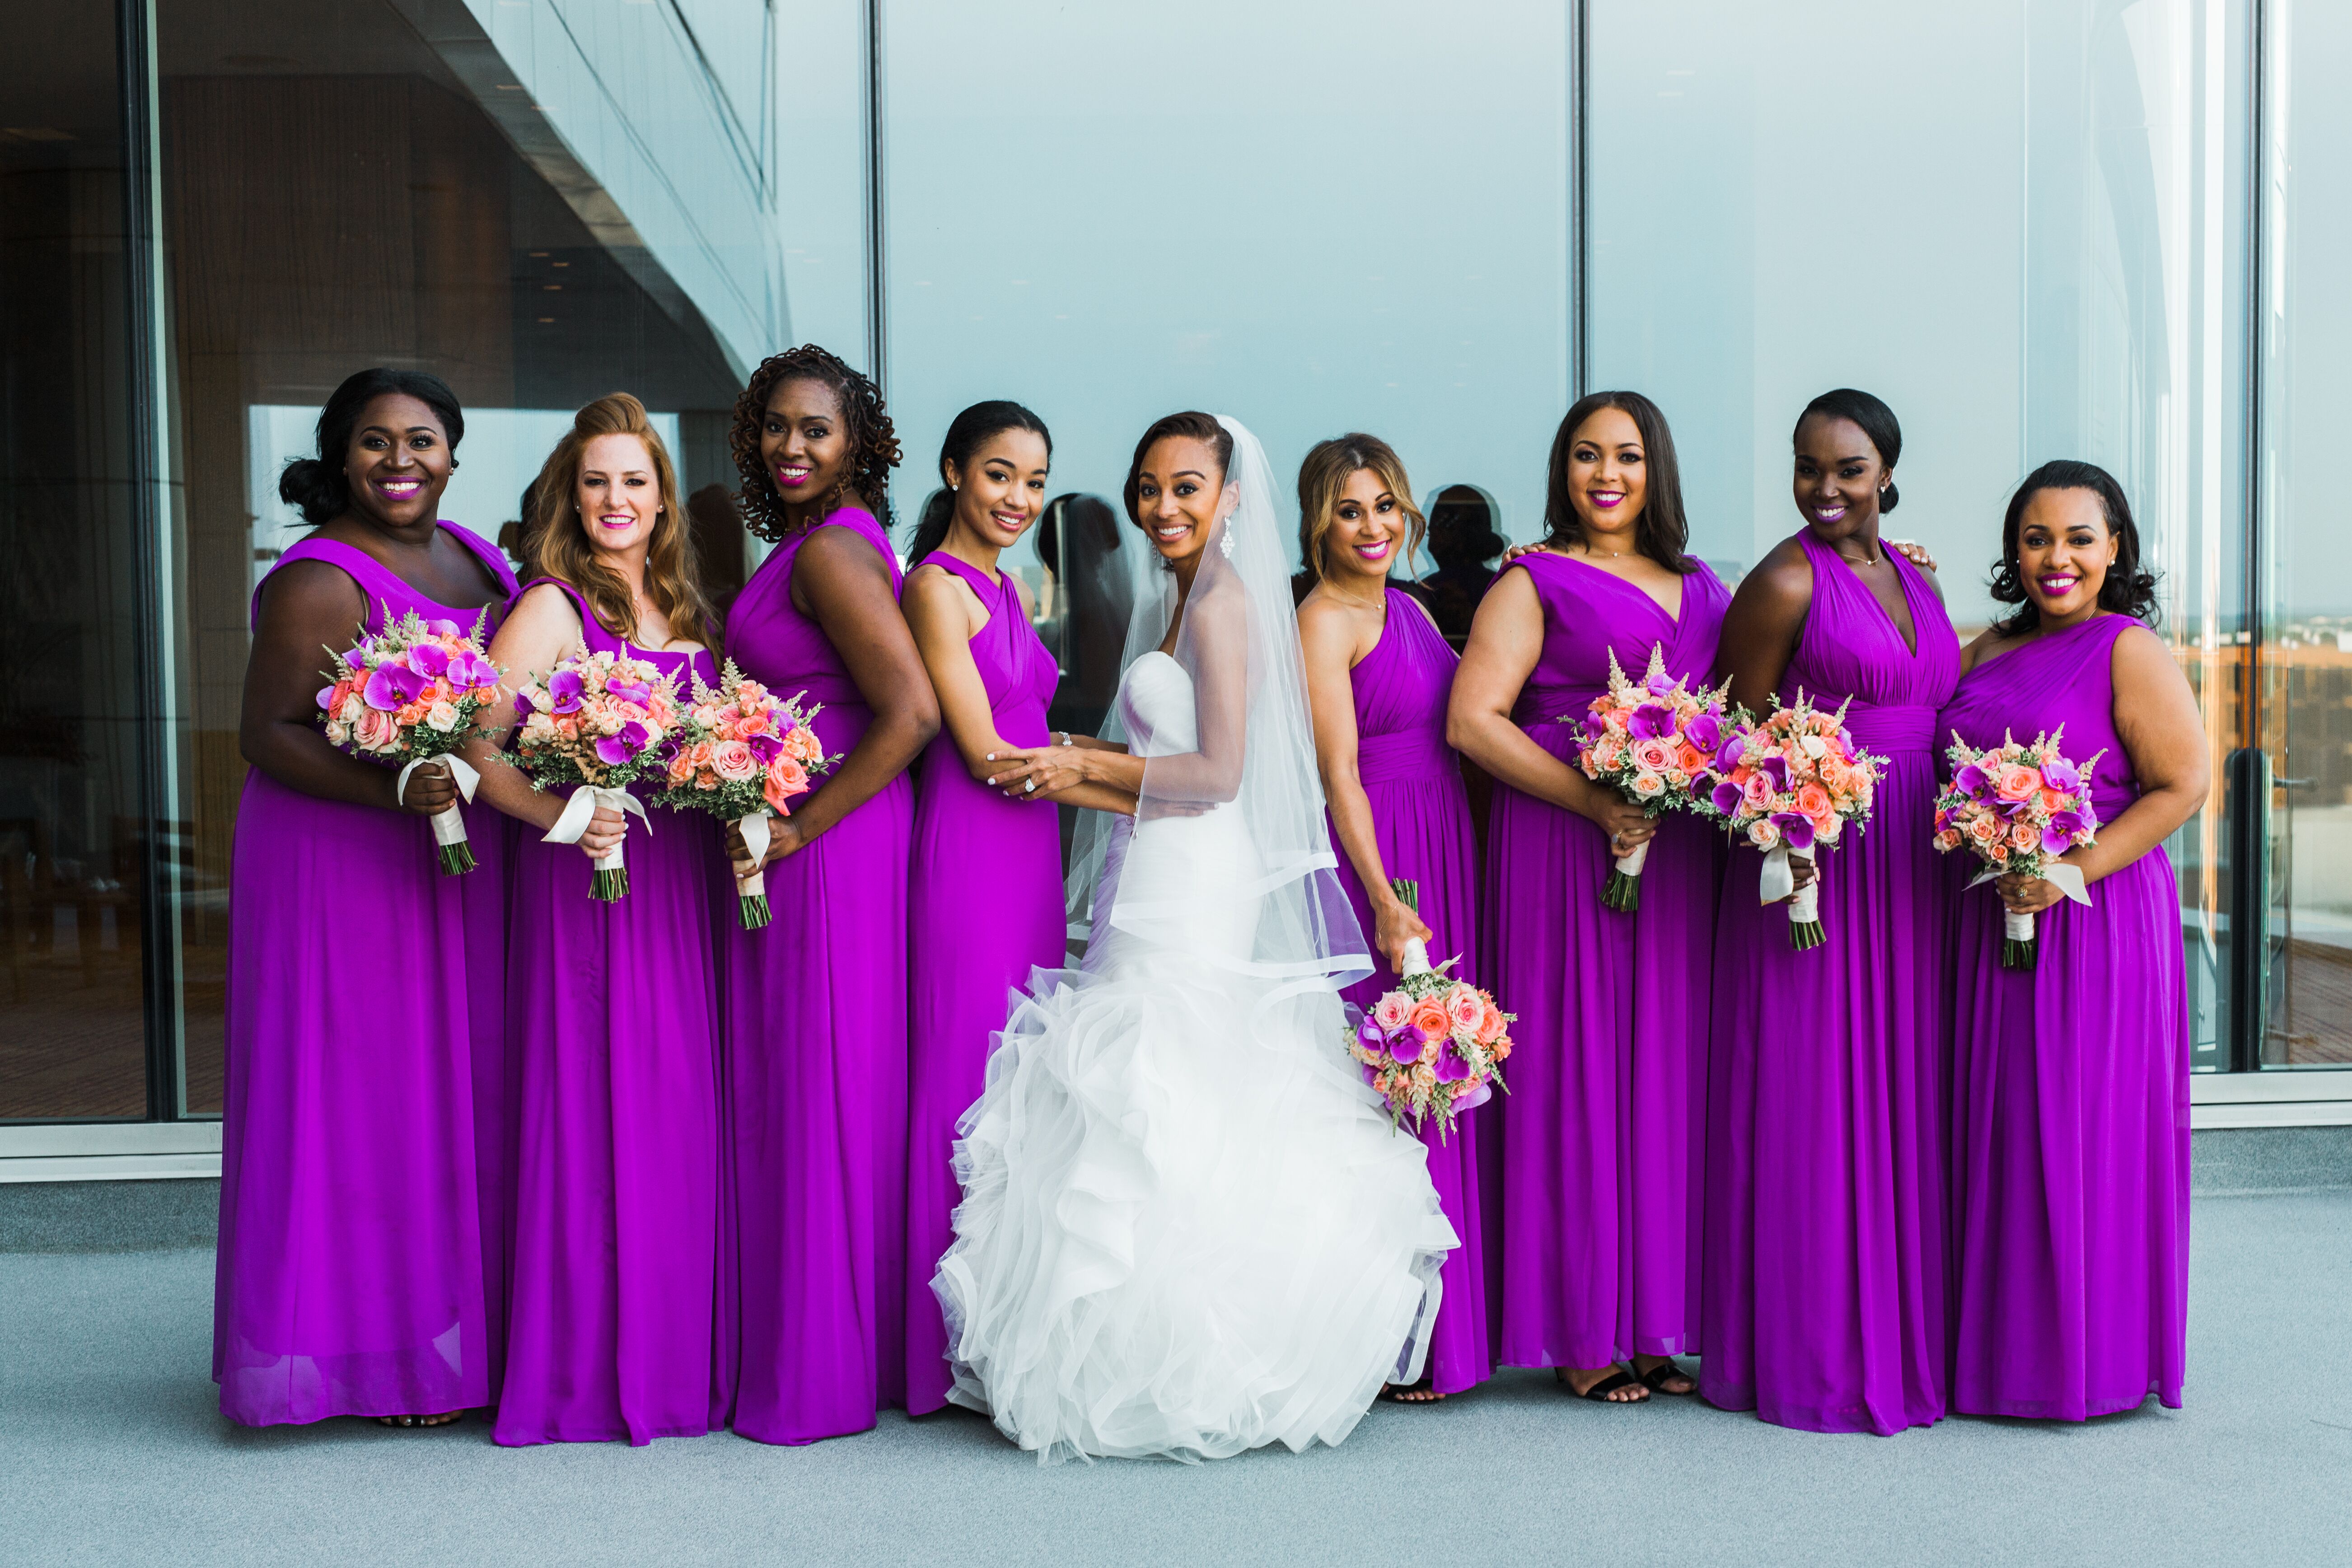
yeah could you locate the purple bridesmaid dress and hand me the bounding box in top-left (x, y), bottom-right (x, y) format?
top-left (1702, 530), bottom-right (1959, 1434)
top-left (215, 523), bottom-right (518, 1425)
top-left (904, 552), bottom-right (1065, 1415)
top-left (719, 505), bottom-right (915, 1444)
top-left (492, 580), bottom-right (723, 1446)
top-left (1939, 615), bottom-right (2188, 1419)
top-left (1328, 587), bottom-right (1492, 1396)
top-left (1484, 555), bottom-right (1730, 1376)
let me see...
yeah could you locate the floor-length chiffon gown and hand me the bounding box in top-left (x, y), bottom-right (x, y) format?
top-left (493, 580), bottom-right (722, 1446)
top-left (1485, 554), bottom-right (1730, 1374)
top-left (215, 523), bottom-right (517, 1425)
top-left (904, 552), bottom-right (1065, 1416)
top-left (719, 504), bottom-right (914, 1444)
top-left (1701, 530), bottom-right (1958, 1435)
top-left (1327, 587), bottom-right (1492, 1397)
top-left (1939, 614), bottom-right (2189, 1419)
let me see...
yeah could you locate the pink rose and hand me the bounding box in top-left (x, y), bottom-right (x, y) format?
top-left (1935, 828), bottom-right (1963, 852)
top-left (1445, 988), bottom-right (1483, 1032)
top-left (1967, 814), bottom-right (2002, 846)
top-left (1632, 737), bottom-right (1674, 773)
top-left (1475, 1000), bottom-right (1506, 1044)
top-left (1748, 818), bottom-right (1782, 850)
top-left (1995, 763), bottom-right (2042, 801)
top-left (353, 705), bottom-right (401, 753)
top-left (1590, 740), bottom-right (1626, 774)
top-left (1373, 993), bottom-right (1414, 1032)
top-left (2007, 821), bottom-right (2040, 852)
top-left (1742, 772), bottom-right (1777, 813)
top-left (1632, 772), bottom-right (1666, 800)
top-left (711, 740), bottom-right (758, 782)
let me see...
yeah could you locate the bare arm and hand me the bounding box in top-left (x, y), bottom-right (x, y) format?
top-left (1301, 598), bottom-right (1431, 972)
top-left (239, 559), bottom-right (453, 814)
top-left (1713, 542), bottom-right (1813, 718)
top-left (457, 582), bottom-right (626, 857)
top-left (902, 565), bottom-right (1019, 779)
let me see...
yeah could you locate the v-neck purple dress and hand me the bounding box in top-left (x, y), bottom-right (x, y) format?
top-left (1939, 615), bottom-right (2188, 1419)
top-left (718, 505), bottom-right (915, 1445)
top-left (216, 523), bottom-right (518, 1426)
top-left (1702, 530), bottom-right (1959, 1435)
top-left (1486, 554), bottom-right (1730, 1374)
top-left (905, 552), bottom-right (1066, 1415)
top-left (492, 580), bottom-right (723, 1446)
top-left (1327, 587), bottom-right (1491, 1396)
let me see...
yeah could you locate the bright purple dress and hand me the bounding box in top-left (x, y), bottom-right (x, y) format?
top-left (1484, 555), bottom-right (1729, 1373)
top-left (1328, 587), bottom-right (1492, 1396)
top-left (905, 552), bottom-right (1066, 1415)
top-left (216, 523), bottom-right (518, 1425)
top-left (719, 505), bottom-right (915, 1444)
top-left (1702, 530), bottom-right (1959, 1434)
top-left (1939, 614), bottom-right (2189, 1419)
top-left (492, 580), bottom-right (723, 1446)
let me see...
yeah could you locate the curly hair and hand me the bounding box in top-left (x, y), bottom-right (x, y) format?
top-left (729, 344), bottom-right (902, 542)
top-left (1988, 459), bottom-right (2160, 636)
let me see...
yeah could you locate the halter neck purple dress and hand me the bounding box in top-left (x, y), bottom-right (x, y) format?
top-left (719, 504), bottom-right (915, 1444)
top-left (1702, 530), bottom-right (1959, 1434)
top-left (1486, 554), bottom-right (1730, 1376)
top-left (905, 551), bottom-right (1066, 1415)
top-left (491, 580), bottom-right (723, 1446)
top-left (1327, 586), bottom-right (1491, 1396)
top-left (1938, 614), bottom-right (2188, 1419)
top-left (216, 522), bottom-right (517, 1425)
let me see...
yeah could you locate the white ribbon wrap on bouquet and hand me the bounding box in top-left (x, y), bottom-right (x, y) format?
top-left (542, 784), bottom-right (651, 873)
top-left (1399, 936), bottom-right (1431, 978)
top-left (1968, 862), bottom-right (2090, 945)
top-left (1759, 843), bottom-right (1820, 923)
top-left (1615, 837), bottom-right (1651, 881)
top-left (734, 810), bottom-right (772, 902)
top-left (395, 754), bottom-right (481, 848)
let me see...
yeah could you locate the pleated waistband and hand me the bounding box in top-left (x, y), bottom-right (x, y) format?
top-left (1356, 727), bottom-right (1456, 786)
top-left (1841, 703), bottom-right (1940, 754)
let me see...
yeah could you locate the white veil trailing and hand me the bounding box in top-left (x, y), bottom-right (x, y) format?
top-left (1066, 416), bottom-right (1371, 997)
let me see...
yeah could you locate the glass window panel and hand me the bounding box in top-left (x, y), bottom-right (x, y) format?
top-left (1589, 0), bottom-right (2249, 1069)
top-left (0, 4), bottom-right (154, 1120)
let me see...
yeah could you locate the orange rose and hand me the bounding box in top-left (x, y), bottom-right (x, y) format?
top-left (1409, 1000), bottom-right (1451, 1040)
top-left (1674, 743), bottom-right (1707, 775)
top-left (1796, 781), bottom-right (1833, 819)
top-left (763, 754), bottom-right (810, 812)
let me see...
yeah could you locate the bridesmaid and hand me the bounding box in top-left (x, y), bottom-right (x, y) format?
top-left (899, 400), bottom-right (1068, 1415)
top-left (1940, 461), bottom-right (2204, 1419)
top-left (463, 394), bottom-right (724, 1446)
top-left (1295, 433), bottom-right (1490, 1404)
top-left (1450, 393), bottom-right (1728, 1404)
top-left (720, 345), bottom-right (940, 1444)
top-left (1703, 387), bottom-right (1959, 1434)
top-left (219, 368), bottom-right (517, 1428)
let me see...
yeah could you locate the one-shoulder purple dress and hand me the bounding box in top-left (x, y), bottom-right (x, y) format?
top-left (1328, 587), bottom-right (1491, 1396)
top-left (492, 580), bottom-right (723, 1446)
top-left (216, 523), bottom-right (518, 1425)
top-left (719, 505), bottom-right (915, 1444)
top-left (1939, 614), bottom-right (2188, 1419)
top-left (1702, 530), bottom-right (1959, 1434)
top-left (904, 552), bottom-right (1066, 1415)
top-left (1486, 555), bottom-right (1730, 1374)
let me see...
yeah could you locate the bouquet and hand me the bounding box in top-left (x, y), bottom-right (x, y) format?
top-left (1934, 727), bottom-right (2101, 969)
top-left (510, 645), bottom-right (682, 901)
top-left (317, 605), bottom-right (504, 874)
top-left (651, 662), bottom-right (836, 930)
top-left (1343, 879), bottom-right (1514, 1145)
top-left (1693, 690), bottom-right (1884, 950)
top-left (1565, 646), bottom-right (1734, 910)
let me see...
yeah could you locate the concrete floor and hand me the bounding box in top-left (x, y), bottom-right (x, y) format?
top-left (3, 1192), bottom-right (2348, 1567)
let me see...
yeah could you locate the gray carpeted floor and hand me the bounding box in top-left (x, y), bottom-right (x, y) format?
top-left (4, 1193), bottom-right (2348, 1567)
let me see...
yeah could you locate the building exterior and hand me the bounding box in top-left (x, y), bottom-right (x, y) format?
top-left (3, 0), bottom-right (2346, 1173)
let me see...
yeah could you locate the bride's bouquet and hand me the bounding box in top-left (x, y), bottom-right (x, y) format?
top-left (1693, 691), bottom-right (1883, 950)
top-left (1564, 646), bottom-right (1733, 910)
top-left (1934, 727), bottom-right (2100, 969)
top-left (651, 662), bottom-right (835, 930)
top-left (316, 606), bottom-right (503, 874)
top-left (1344, 880), bottom-right (1514, 1144)
top-left (510, 645), bottom-right (681, 902)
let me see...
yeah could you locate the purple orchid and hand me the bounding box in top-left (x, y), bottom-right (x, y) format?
top-left (364, 663), bottom-right (427, 711)
top-left (1434, 1047), bottom-right (1470, 1083)
top-left (1583, 711), bottom-right (1608, 740)
top-left (1389, 1031), bottom-right (1423, 1066)
top-left (1688, 711), bottom-right (1722, 753)
top-left (1771, 810), bottom-right (1816, 851)
top-left (342, 646), bottom-right (369, 672)
top-left (616, 720), bottom-right (650, 751)
top-left (747, 732), bottom-right (785, 764)
top-left (607, 679), bottom-right (652, 709)
top-left (594, 734), bottom-right (634, 767)
top-left (1714, 736), bottom-right (1747, 774)
top-left (1629, 702), bottom-right (1675, 741)
top-left (514, 687), bottom-right (535, 718)
top-left (2040, 824), bottom-right (2074, 855)
top-left (444, 650), bottom-right (498, 690)
top-left (425, 618), bottom-right (461, 637)
top-left (1711, 778), bottom-right (1744, 816)
top-left (315, 684), bottom-right (337, 710)
top-left (1954, 760), bottom-right (1992, 800)
top-left (547, 669), bottom-right (584, 715)
top-left (407, 641), bottom-right (450, 678)
top-left (2042, 756), bottom-right (2083, 792)
top-left (1758, 753), bottom-right (1791, 792)
top-left (2048, 808), bottom-right (2086, 840)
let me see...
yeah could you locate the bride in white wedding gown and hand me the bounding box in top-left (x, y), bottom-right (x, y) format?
top-left (933, 412), bottom-right (1457, 1464)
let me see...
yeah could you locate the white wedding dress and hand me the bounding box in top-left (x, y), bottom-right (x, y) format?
top-left (933, 646), bottom-right (1458, 1464)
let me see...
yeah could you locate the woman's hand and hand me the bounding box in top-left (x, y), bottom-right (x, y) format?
top-left (574, 804), bottom-right (627, 861)
top-left (1372, 896), bottom-right (1436, 976)
top-left (726, 814), bottom-right (808, 869)
top-left (397, 760), bottom-right (458, 815)
top-left (1578, 790), bottom-right (1659, 860)
top-left (1996, 864), bottom-right (2069, 916)
top-left (1785, 852), bottom-right (1818, 893)
top-left (1887, 538), bottom-right (1938, 571)
top-left (985, 744), bottom-right (1086, 801)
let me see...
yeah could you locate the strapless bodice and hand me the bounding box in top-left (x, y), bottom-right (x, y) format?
top-left (1117, 652), bottom-right (1197, 758)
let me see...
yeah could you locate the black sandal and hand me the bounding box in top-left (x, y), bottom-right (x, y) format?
top-left (1633, 1357), bottom-right (1696, 1396)
top-left (1556, 1366), bottom-right (1647, 1403)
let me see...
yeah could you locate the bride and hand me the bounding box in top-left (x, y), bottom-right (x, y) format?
top-left (933, 412), bottom-right (1457, 1464)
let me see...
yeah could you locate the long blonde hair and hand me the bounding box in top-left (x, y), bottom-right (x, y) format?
top-left (528, 393), bottom-right (716, 648)
top-left (1295, 432), bottom-right (1426, 585)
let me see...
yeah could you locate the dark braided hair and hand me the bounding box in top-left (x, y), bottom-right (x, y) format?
top-left (729, 344), bottom-right (903, 542)
top-left (1987, 459), bottom-right (2160, 636)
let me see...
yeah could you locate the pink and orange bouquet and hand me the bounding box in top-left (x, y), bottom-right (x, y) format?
top-left (1566, 646), bottom-right (1735, 910)
top-left (1343, 880), bottom-right (1514, 1144)
top-left (510, 646), bottom-right (682, 902)
top-left (652, 661), bottom-right (837, 930)
top-left (1692, 691), bottom-right (1884, 950)
top-left (316, 605), bottom-right (503, 874)
top-left (1934, 727), bottom-right (2101, 969)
